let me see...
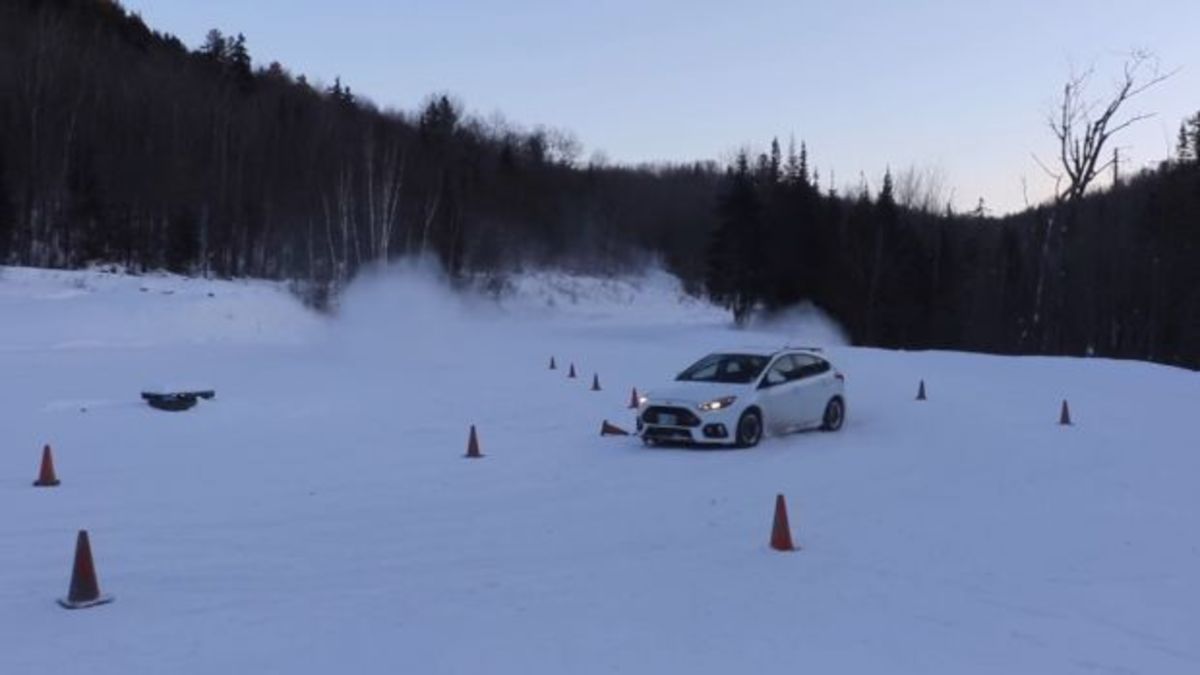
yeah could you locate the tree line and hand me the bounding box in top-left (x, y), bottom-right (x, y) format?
top-left (1, 0), bottom-right (1197, 368)
top-left (706, 118), bottom-right (1200, 367)
top-left (0, 0), bottom-right (719, 299)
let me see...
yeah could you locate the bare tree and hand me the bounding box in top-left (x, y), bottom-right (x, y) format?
top-left (363, 128), bottom-right (405, 261)
top-left (1039, 51), bottom-right (1173, 202)
top-left (545, 127), bottom-right (583, 167)
top-left (1028, 52), bottom-right (1174, 352)
top-left (894, 164), bottom-right (948, 213)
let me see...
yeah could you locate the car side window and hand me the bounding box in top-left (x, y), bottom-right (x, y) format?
top-left (787, 354), bottom-right (832, 380)
top-left (788, 354), bottom-right (818, 380)
top-left (723, 360), bottom-right (745, 378)
top-left (761, 357), bottom-right (794, 387)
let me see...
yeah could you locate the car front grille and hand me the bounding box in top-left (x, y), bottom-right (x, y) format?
top-left (642, 406), bottom-right (701, 427)
top-left (642, 427), bottom-right (695, 441)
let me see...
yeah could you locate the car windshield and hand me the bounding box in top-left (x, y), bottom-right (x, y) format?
top-left (676, 353), bottom-right (769, 384)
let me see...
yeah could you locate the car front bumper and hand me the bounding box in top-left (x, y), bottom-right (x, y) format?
top-left (637, 403), bottom-right (740, 444)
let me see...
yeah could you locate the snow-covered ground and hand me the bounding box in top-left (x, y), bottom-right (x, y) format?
top-left (1, 263), bottom-right (1197, 674)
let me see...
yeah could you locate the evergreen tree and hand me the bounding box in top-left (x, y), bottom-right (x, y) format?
top-left (782, 137), bottom-right (811, 190)
top-left (1193, 113), bottom-right (1200, 159)
top-left (1177, 124), bottom-right (1194, 162)
top-left (706, 152), bottom-right (764, 325)
top-left (879, 169), bottom-right (895, 206)
top-left (754, 152), bottom-right (771, 185)
top-left (1179, 113), bottom-right (1200, 163)
top-left (784, 136), bottom-right (801, 185)
top-left (799, 141), bottom-right (810, 189)
top-left (328, 77), bottom-right (355, 106)
top-left (227, 33), bottom-right (252, 82)
top-left (419, 95), bottom-right (460, 143)
top-left (200, 29), bottom-right (227, 62)
top-left (768, 138), bottom-right (782, 184)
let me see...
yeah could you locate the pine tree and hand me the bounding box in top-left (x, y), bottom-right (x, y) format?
top-left (879, 170), bottom-right (896, 210)
top-left (1181, 112), bottom-right (1200, 163)
top-left (227, 33), bottom-right (252, 82)
top-left (1177, 124), bottom-right (1194, 162)
top-left (861, 170), bottom-right (898, 342)
top-left (799, 141), bottom-right (810, 188)
top-left (768, 138), bottom-right (782, 185)
top-left (706, 152), bottom-right (765, 326)
top-left (1193, 112), bottom-right (1200, 159)
top-left (419, 95), bottom-right (460, 142)
top-left (328, 77), bottom-right (355, 106)
top-left (784, 136), bottom-right (800, 184)
top-left (754, 152), bottom-right (771, 184)
top-left (200, 29), bottom-right (227, 62)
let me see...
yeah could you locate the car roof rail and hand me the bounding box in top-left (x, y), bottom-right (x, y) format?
top-left (782, 345), bottom-right (823, 352)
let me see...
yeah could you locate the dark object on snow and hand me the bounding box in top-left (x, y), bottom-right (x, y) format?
top-left (145, 395), bottom-right (196, 411)
top-left (141, 390), bottom-right (214, 412)
top-left (600, 420), bottom-right (630, 436)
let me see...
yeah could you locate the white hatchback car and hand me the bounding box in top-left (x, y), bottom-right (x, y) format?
top-left (636, 348), bottom-right (845, 447)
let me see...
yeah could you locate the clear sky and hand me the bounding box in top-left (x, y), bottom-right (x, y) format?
top-left (123, 0), bottom-right (1199, 214)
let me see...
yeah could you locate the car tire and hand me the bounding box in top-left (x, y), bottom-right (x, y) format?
top-left (821, 397), bottom-right (845, 432)
top-left (735, 410), bottom-right (762, 448)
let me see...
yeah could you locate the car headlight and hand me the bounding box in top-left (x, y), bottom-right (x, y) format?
top-left (698, 396), bottom-right (737, 412)
top-left (638, 395), bottom-right (649, 406)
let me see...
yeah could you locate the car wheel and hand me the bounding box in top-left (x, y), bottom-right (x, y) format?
top-left (821, 397), bottom-right (845, 432)
top-left (735, 410), bottom-right (762, 448)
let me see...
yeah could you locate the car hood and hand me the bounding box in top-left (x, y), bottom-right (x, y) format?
top-left (645, 381), bottom-right (752, 407)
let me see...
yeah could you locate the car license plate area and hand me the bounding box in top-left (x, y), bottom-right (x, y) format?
top-left (659, 413), bottom-right (677, 426)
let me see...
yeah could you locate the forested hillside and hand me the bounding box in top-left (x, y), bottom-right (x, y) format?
top-left (0, 0), bottom-right (719, 287)
top-left (705, 135), bottom-right (1200, 367)
top-left (1, 0), bottom-right (1197, 367)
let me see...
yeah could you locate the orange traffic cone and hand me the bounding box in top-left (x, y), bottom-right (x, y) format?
top-left (33, 444), bottom-right (60, 487)
top-left (1059, 400), bottom-right (1073, 426)
top-left (916, 380), bottom-right (927, 401)
top-left (628, 388), bottom-right (640, 409)
top-left (57, 530), bottom-right (113, 609)
top-left (600, 420), bottom-right (630, 436)
top-left (549, 356), bottom-right (557, 370)
top-left (770, 494), bottom-right (797, 552)
top-left (465, 425), bottom-right (483, 458)
top-left (567, 363), bottom-right (577, 379)
top-left (591, 374), bottom-right (602, 391)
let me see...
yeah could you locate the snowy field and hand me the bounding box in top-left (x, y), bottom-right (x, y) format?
top-left (1, 263), bottom-right (1197, 674)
